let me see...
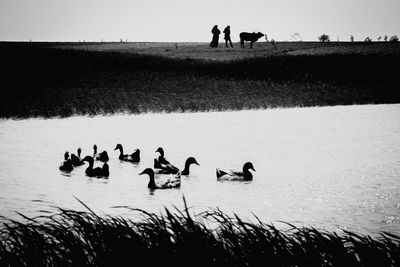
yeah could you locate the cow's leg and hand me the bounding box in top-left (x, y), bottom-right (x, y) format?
top-left (250, 41), bottom-right (253, 48)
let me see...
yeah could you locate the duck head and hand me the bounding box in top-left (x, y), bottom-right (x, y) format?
top-left (155, 147), bottom-right (165, 157)
top-left (186, 157), bottom-right (199, 166)
top-left (82, 156), bottom-right (94, 164)
top-left (182, 157), bottom-right (200, 175)
top-left (77, 147), bottom-right (82, 157)
top-left (114, 144), bottom-right (123, 151)
top-left (139, 168), bottom-right (156, 189)
top-left (139, 168), bottom-right (154, 178)
top-left (64, 152), bottom-right (70, 160)
top-left (243, 162), bottom-right (255, 172)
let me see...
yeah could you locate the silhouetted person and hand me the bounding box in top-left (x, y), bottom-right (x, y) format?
top-left (210, 25), bottom-right (221, 47)
top-left (384, 35), bottom-right (388, 42)
top-left (223, 25), bottom-right (233, 48)
top-left (350, 35), bottom-right (354, 42)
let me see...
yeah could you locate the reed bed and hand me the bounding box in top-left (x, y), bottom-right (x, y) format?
top-left (1, 42), bottom-right (399, 118)
top-left (1, 200), bottom-right (399, 266)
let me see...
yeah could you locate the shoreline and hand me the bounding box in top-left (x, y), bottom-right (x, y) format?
top-left (1, 102), bottom-right (398, 122)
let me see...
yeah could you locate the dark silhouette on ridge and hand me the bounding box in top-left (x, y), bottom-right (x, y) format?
top-left (223, 25), bottom-right (233, 48)
top-left (210, 25), bottom-right (221, 47)
top-left (239, 32), bottom-right (264, 48)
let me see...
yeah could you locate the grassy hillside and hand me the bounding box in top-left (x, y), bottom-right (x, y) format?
top-left (1, 41), bottom-right (399, 118)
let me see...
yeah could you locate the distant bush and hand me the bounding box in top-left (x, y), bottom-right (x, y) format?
top-left (318, 34), bottom-right (330, 42)
top-left (364, 37), bottom-right (372, 42)
top-left (389, 35), bottom-right (399, 42)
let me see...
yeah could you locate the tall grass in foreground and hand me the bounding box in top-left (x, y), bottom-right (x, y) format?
top-left (1, 200), bottom-right (399, 266)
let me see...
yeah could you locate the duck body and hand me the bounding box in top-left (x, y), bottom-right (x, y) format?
top-left (59, 152), bottom-right (74, 172)
top-left (154, 157), bottom-right (199, 175)
top-left (71, 148), bottom-right (84, 166)
top-left (82, 156), bottom-right (109, 178)
top-left (139, 168), bottom-right (181, 190)
top-left (93, 145), bottom-right (109, 162)
top-left (216, 162), bottom-right (255, 181)
top-left (154, 159), bottom-right (180, 174)
top-left (114, 144), bottom-right (140, 163)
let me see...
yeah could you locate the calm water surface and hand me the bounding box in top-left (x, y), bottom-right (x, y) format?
top-left (0, 104), bottom-right (399, 235)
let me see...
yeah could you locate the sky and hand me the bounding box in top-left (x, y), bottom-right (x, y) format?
top-left (1, 0), bottom-right (399, 42)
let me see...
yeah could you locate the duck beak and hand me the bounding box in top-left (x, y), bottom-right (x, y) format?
top-left (194, 161), bottom-right (200, 166)
top-left (251, 167), bottom-right (256, 172)
top-left (139, 170), bottom-right (145, 175)
top-left (114, 147), bottom-right (117, 150)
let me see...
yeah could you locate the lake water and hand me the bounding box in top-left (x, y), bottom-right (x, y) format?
top-left (0, 104), bottom-right (399, 236)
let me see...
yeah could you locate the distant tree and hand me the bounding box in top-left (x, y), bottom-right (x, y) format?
top-left (377, 36), bottom-right (382, 42)
top-left (318, 34), bottom-right (330, 42)
top-left (389, 35), bottom-right (399, 42)
top-left (384, 35), bottom-right (388, 41)
top-left (364, 37), bottom-right (372, 42)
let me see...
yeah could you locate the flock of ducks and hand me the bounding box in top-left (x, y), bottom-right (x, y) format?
top-left (59, 144), bottom-right (256, 190)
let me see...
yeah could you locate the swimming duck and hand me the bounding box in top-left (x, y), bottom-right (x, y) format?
top-left (82, 156), bottom-right (109, 178)
top-left (155, 147), bottom-right (170, 165)
top-left (93, 144), bottom-right (109, 162)
top-left (154, 157), bottom-right (199, 175)
top-left (139, 168), bottom-right (181, 190)
top-left (59, 151), bottom-right (74, 172)
top-left (114, 144), bottom-right (140, 162)
top-left (71, 147), bottom-right (84, 166)
top-left (216, 162), bottom-right (255, 181)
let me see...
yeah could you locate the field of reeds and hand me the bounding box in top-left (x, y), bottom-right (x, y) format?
top-left (1, 199), bottom-right (399, 266)
top-left (1, 41), bottom-right (399, 118)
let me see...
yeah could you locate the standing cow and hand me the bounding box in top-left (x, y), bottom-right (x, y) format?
top-left (239, 32), bottom-right (264, 48)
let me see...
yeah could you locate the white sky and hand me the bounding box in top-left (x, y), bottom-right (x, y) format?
top-left (1, 0), bottom-right (399, 42)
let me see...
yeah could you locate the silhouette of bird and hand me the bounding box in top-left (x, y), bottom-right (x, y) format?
top-left (59, 151), bottom-right (74, 172)
top-left (71, 147), bottom-right (84, 166)
top-left (154, 147), bottom-right (179, 173)
top-left (154, 157), bottom-right (199, 175)
top-left (82, 156), bottom-right (109, 178)
top-left (139, 168), bottom-right (181, 190)
top-left (114, 144), bottom-right (140, 163)
top-left (93, 144), bottom-right (109, 162)
top-left (216, 162), bottom-right (255, 181)
top-left (155, 147), bottom-right (170, 165)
